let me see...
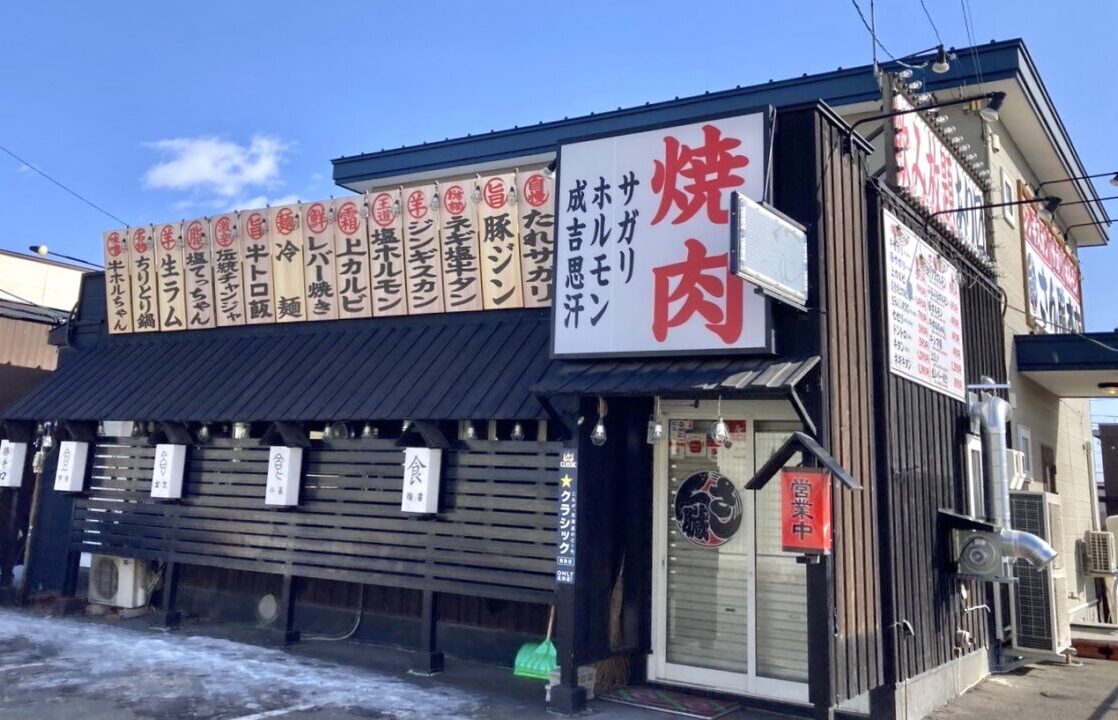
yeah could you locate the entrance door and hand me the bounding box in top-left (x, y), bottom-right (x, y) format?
top-left (649, 399), bottom-right (808, 703)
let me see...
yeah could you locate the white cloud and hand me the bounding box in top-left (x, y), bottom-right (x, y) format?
top-left (226, 193), bottom-right (301, 213)
top-left (143, 134), bottom-right (290, 198)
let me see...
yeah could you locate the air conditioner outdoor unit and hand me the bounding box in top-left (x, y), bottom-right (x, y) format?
top-left (1084, 530), bottom-right (1118, 576)
top-left (1007, 449), bottom-right (1027, 491)
top-left (1009, 491), bottom-right (1070, 656)
top-left (88, 555), bottom-right (151, 609)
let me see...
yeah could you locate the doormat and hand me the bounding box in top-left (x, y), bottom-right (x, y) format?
top-left (597, 685), bottom-right (741, 719)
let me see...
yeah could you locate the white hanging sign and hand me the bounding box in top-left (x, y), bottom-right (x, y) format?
top-left (54, 441), bottom-right (90, 493)
top-left (150, 444), bottom-right (187, 500)
top-left (0, 441), bottom-right (28, 488)
top-left (265, 446), bottom-right (302, 507)
top-left (553, 111), bottom-right (770, 357)
top-left (401, 447), bottom-right (442, 514)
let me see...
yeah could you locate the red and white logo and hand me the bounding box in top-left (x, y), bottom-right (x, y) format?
top-left (214, 216), bottom-right (235, 248)
top-left (406, 190), bottom-right (428, 220)
top-left (306, 203), bottom-right (328, 234)
top-left (371, 192), bottom-right (396, 228)
top-left (523, 173), bottom-right (549, 208)
top-left (246, 212), bottom-right (266, 241)
top-left (443, 185), bottom-right (467, 215)
top-left (275, 207), bottom-right (297, 236)
top-left (106, 232), bottom-right (123, 257)
top-left (185, 221), bottom-right (206, 251)
top-left (336, 201), bottom-right (360, 235)
top-left (133, 227), bottom-right (150, 254)
top-left (483, 177), bottom-right (506, 209)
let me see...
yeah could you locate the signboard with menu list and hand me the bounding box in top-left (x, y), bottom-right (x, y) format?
top-left (882, 208), bottom-right (965, 401)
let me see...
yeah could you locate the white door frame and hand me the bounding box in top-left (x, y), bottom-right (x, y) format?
top-left (647, 398), bottom-right (808, 703)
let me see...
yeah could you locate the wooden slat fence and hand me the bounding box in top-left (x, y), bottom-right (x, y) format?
top-left (71, 437), bottom-right (560, 604)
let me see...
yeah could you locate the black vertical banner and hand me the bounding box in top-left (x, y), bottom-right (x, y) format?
top-left (555, 449), bottom-right (579, 584)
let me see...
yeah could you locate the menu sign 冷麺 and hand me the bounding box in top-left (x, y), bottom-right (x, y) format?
top-left (883, 209), bottom-right (965, 401)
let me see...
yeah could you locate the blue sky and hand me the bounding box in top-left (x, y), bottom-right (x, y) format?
top-left (2, 1), bottom-right (1115, 414)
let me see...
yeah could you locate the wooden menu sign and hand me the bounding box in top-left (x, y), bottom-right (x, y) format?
top-left (367, 189), bottom-right (408, 317)
top-left (516, 168), bottom-right (555, 308)
top-left (402, 185), bottom-right (445, 314)
top-left (212, 213), bottom-right (246, 326)
top-left (269, 204), bottom-right (306, 323)
top-left (438, 179), bottom-right (484, 312)
top-left (128, 226), bottom-right (159, 333)
top-left (333, 197), bottom-right (373, 319)
top-left (242, 209), bottom-right (275, 325)
top-left (104, 229), bottom-right (133, 334)
top-left (102, 165), bottom-right (559, 334)
top-left (153, 222), bottom-right (186, 331)
top-left (182, 218), bottom-right (216, 329)
top-left (476, 173), bottom-right (524, 310)
top-left (302, 201), bottom-right (338, 320)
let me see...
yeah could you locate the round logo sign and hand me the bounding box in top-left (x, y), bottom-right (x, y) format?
top-left (246, 212), bottom-right (266, 241)
top-left (306, 202), bottom-right (328, 234)
top-left (483, 177), bottom-right (506, 209)
top-left (336, 201), bottom-right (360, 235)
top-left (106, 232), bottom-right (123, 257)
top-left (523, 173), bottom-right (549, 208)
top-left (406, 189), bottom-right (428, 219)
top-left (371, 192), bottom-right (396, 228)
top-left (214, 216), bottom-right (235, 248)
top-left (443, 184), bottom-right (467, 215)
top-left (132, 227), bottom-right (149, 254)
top-left (673, 470), bottom-right (743, 548)
top-left (185, 221), bottom-right (206, 251)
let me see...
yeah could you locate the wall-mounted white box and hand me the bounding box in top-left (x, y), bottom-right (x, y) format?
top-left (54, 441), bottom-right (89, 493)
top-left (0, 440), bottom-right (28, 488)
top-left (150, 444), bottom-right (187, 499)
top-left (265, 446), bottom-right (302, 507)
top-left (401, 447), bottom-right (442, 514)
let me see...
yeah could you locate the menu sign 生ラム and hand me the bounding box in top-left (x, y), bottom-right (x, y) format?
top-left (102, 167), bottom-right (556, 334)
top-left (883, 209), bottom-right (965, 401)
top-left (553, 112), bottom-right (770, 357)
top-left (1019, 182), bottom-right (1083, 334)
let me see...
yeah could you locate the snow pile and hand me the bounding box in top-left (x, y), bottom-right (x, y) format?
top-left (0, 609), bottom-right (480, 719)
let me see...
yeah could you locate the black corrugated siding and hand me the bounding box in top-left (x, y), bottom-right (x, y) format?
top-left (867, 185), bottom-right (1003, 684)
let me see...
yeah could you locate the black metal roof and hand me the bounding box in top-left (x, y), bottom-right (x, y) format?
top-left (2, 309), bottom-right (553, 423)
top-left (533, 355), bottom-right (818, 397)
top-left (0, 298), bottom-right (68, 325)
top-left (1016, 331), bottom-right (1118, 373)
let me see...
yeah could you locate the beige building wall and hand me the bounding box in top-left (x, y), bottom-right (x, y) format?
top-left (983, 120), bottom-right (1101, 623)
top-left (0, 250), bottom-right (85, 311)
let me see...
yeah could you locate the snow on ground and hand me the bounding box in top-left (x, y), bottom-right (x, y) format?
top-left (0, 609), bottom-right (481, 719)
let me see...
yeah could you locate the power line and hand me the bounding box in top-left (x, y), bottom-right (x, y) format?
top-left (919, 0), bottom-right (945, 45)
top-left (959, 0), bottom-right (984, 86)
top-left (849, 0), bottom-right (898, 61)
top-left (0, 142), bottom-right (129, 227)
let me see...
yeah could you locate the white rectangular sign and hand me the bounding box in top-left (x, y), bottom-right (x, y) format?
top-left (891, 95), bottom-right (988, 257)
top-left (150, 444), bottom-right (187, 500)
top-left (401, 447), bottom-right (442, 514)
top-left (0, 441), bottom-right (28, 488)
top-left (1020, 183), bottom-right (1083, 334)
top-left (883, 208), bottom-right (966, 401)
top-left (54, 441), bottom-right (90, 493)
top-left (732, 192), bottom-right (808, 307)
top-left (265, 446), bottom-right (302, 507)
top-left (553, 112), bottom-right (770, 357)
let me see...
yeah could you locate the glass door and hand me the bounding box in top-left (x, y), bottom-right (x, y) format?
top-left (649, 400), bottom-right (808, 702)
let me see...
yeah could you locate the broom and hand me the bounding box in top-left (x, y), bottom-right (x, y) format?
top-left (514, 605), bottom-right (558, 680)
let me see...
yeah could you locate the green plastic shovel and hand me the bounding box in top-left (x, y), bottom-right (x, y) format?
top-left (513, 605), bottom-right (558, 680)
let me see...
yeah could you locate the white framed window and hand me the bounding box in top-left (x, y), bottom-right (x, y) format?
top-left (1016, 424), bottom-right (1034, 479)
top-left (1001, 168), bottom-right (1016, 226)
top-left (965, 433), bottom-right (985, 519)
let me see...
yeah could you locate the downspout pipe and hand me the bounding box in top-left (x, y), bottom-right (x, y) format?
top-left (968, 390), bottom-right (1057, 569)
